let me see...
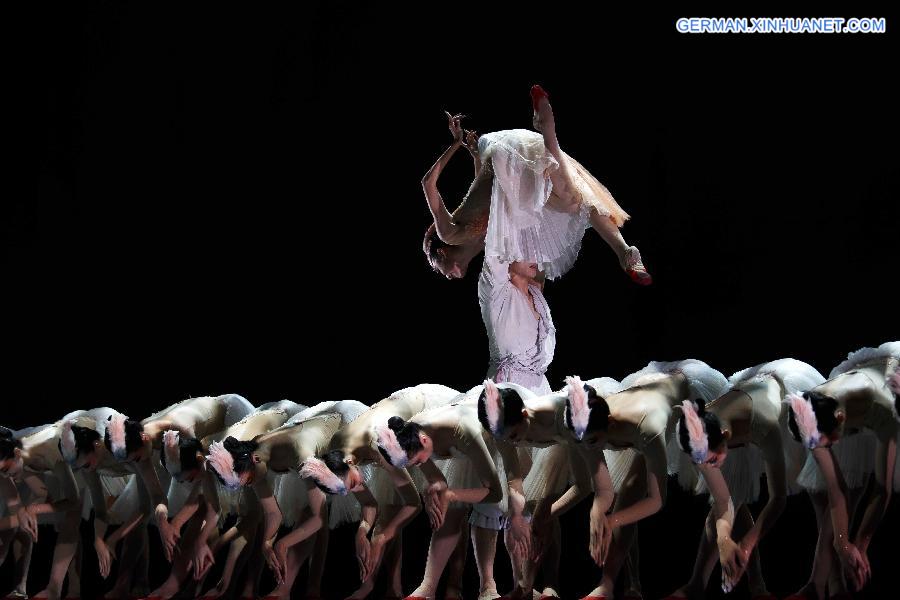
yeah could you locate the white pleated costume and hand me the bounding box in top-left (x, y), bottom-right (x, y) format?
top-left (477, 129), bottom-right (629, 280)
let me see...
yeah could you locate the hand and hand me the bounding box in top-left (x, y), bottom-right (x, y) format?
top-left (262, 538), bottom-right (282, 581)
top-left (366, 532), bottom-right (389, 577)
top-left (94, 537), bottom-right (116, 579)
top-left (355, 527), bottom-right (372, 582)
top-left (530, 514), bottom-right (551, 562)
top-left (589, 508), bottom-right (613, 567)
top-left (269, 540), bottom-right (288, 586)
top-left (462, 129), bottom-right (479, 157)
top-left (717, 536), bottom-right (746, 593)
top-left (158, 519), bottom-right (180, 561)
top-left (425, 486), bottom-right (450, 529)
top-left (16, 506), bottom-right (37, 542)
top-left (192, 542), bottom-right (215, 581)
top-left (837, 541), bottom-right (869, 591)
top-left (506, 514), bottom-right (532, 561)
top-left (445, 111), bottom-right (466, 144)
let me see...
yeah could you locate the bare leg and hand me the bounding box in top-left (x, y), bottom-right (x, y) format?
top-left (443, 519), bottom-right (469, 599)
top-left (306, 509), bottom-right (330, 598)
top-left (239, 520), bottom-right (267, 599)
top-left (622, 528), bottom-right (643, 599)
top-left (472, 524), bottom-right (500, 599)
top-left (385, 531), bottom-right (405, 598)
top-left (65, 536), bottom-right (83, 598)
top-left (408, 507), bottom-right (467, 599)
top-left (734, 505), bottom-right (769, 597)
top-left (12, 529), bottom-right (34, 597)
top-left (148, 510), bottom-right (205, 598)
top-left (33, 508), bottom-right (81, 600)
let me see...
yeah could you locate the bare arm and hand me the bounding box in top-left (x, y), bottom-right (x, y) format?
top-left (854, 433), bottom-right (896, 553)
top-left (607, 437), bottom-right (667, 528)
top-left (24, 462), bottom-right (80, 514)
top-left (739, 433), bottom-right (788, 555)
top-left (276, 482), bottom-right (326, 550)
top-left (422, 112), bottom-right (469, 243)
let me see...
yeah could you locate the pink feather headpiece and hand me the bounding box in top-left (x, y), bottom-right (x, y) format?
top-left (375, 423), bottom-right (408, 467)
top-left (162, 430), bottom-right (181, 475)
top-left (59, 420), bottom-right (78, 464)
top-left (679, 400), bottom-right (709, 464)
top-left (566, 376), bottom-right (590, 441)
top-left (107, 413), bottom-right (129, 460)
top-left (786, 393), bottom-right (822, 449)
top-left (298, 456), bottom-right (348, 495)
top-left (206, 440), bottom-right (243, 490)
top-left (888, 366), bottom-right (900, 398)
top-left (483, 379), bottom-right (502, 435)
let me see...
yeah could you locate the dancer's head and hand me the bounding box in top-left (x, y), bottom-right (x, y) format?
top-left (786, 390), bottom-right (843, 448)
top-left (104, 414), bottom-right (146, 462)
top-left (564, 376), bottom-right (611, 445)
top-left (508, 261), bottom-right (540, 280)
top-left (61, 419), bottom-right (104, 469)
top-left (206, 436), bottom-right (259, 490)
top-left (160, 430), bottom-right (206, 482)
top-left (424, 224), bottom-right (469, 280)
top-left (0, 426), bottom-right (24, 476)
top-left (676, 400), bottom-right (728, 466)
top-left (376, 416), bottom-right (431, 467)
top-left (478, 380), bottom-right (528, 442)
top-left (299, 450), bottom-right (365, 496)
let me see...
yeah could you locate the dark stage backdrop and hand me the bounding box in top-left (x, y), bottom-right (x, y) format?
top-left (13, 2), bottom-right (898, 599)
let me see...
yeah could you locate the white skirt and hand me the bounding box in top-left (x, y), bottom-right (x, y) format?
top-left (523, 445), bottom-right (570, 513)
top-left (437, 445), bottom-right (509, 530)
top-left (479, 129), bottom-right (592, 280)
top-left (796, 430), bottom-right (877, 493)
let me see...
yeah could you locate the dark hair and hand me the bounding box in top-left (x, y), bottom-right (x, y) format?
top-left (788, 390), bottom-right (840, 443)
top-left (676, 399), bottom-right (725, 456)
top-left (160, 436), bottom-right (204, 473)
top-left (209, 436), bottom-right (259, 487)
top-left (316, 449), bottom-right (350, 494)
top-left (104, 418), bottom-right (145, 457)
top-left (477, 387), bottom-right (526, 436)
top-left (0, 426), bottom-right (23, 460)
top-left (68, 425), bottom-right (101, 458)
top-left (423, 224), bottom-right (451, 271)
top-left (377, 416), bottom-right (424, 464)
top-left (564, 384), bottom-right (611, 439)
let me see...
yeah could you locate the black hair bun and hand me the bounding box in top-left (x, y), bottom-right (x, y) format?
top-left (388, 416), bottom-right (405, 432)
top-left (0, 426), bottom-right (14, 440)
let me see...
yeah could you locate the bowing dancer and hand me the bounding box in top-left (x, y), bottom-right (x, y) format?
top-left (783, 342), bottom-right (899, 600)
top-left (0, 428), bottom-right (37, 600)
top-left (140, 401), bottom-right (304, 600)
top-left (476, 376), bottom-right (624, 600)
top-left (423, 86), bottom-right (651, 285)
top-left (103, 393), bottom-right (256, 566)
top-left (376, 392), bottom-right (532, 600)
top-left (301, 385), bottom-right (461, 600)
top-left (663, 358), bottom-right (827, 600)
top-left (560, 359), bottom-right (729, 600)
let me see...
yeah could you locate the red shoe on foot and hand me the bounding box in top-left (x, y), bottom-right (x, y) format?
top-left (622, 246), bottom-right (652, 286)
top-left (530, 85), bottom-right (549, 111)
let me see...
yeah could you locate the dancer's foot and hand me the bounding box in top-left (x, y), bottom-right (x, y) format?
top-left (5, 593), bottom-right (28, 600)
top-left (531, 85), bottom-right (551, 131)
top-left (539, 587), bottom-right (560, 600)
top-left (581, 582), bottom-right (613, 600)
top-left (477, 589), bottom-right (501, 600)
top-left (621, 246), bottom-right (652, 285)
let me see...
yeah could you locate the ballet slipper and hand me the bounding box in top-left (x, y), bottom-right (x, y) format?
top-left (530, 85), bottom-right (549, 111)
top-left (402, 596), bottom-right (433, 600)
top-left (621, 246), bottom-right (652, 286)
top-left (478, 590), bottom-right (501, 600)
top-left (4, 594), bottom-right (28, 600)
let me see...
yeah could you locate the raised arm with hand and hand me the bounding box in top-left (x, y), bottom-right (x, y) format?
top-left (422, 112), bottom-right (467, 244)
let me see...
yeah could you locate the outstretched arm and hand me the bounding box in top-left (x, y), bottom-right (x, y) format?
top-left (422, 112), bottom-right (466, 243)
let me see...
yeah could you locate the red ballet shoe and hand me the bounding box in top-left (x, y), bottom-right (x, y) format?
top-left (622, 246), bottom-right (652, 286)
top-left (530, 85), bottom-right (549, 111)
top-left (403, 596), bottom-right (433, 600)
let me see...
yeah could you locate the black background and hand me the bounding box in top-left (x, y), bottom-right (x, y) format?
top-left (10, 2), bottom-right (899, 598)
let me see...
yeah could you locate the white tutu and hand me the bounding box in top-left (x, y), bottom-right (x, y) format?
top-left (222, 394), bottom-right (256, 428)
top-left (77, 471), bottom-right (133, 520)
top-left (274, 470), bottom-right (311, 527)
top-left (257, 400), bottom-right (308, 420)
top-left (693, 445), bottom-right (764, 506)
top-left (728, 358), bottom-right (826, 398)
top-left (796, 430), bottom-right (877, 492)
top-left (604, 447), bottom-right (641, 494)
top-left (288, 400), bottom-right (369, 426)
top-left (436, 445), bottom-right (509, 529)
top-left (621, 359), bottom-right (729, 404)
top-left (523, 444), bottom-right (570, 513)
top-left (479, 129), bottom-right (591, 280)
top-left (828, 342), bottom-right (900, 379)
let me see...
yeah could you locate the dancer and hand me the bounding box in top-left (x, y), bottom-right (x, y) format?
top-left (565, 359), bottom-right (729, 600)
top-left (476, 376), bottom-right (624, 600)
top-left (146, 402), bottom-right (304, 600)
top-left (302, 384), bottom-right (461, 600)
top-left (784, 342), bottom-right (899, 599)
top-left (104, 394), bottom-right (256, 564)
top-left (0, 429), bottom-right (37, 600)
top-left (423, 87), bottom-right (651, 284)
top-left (664, 358), bottom-right (826, 600)
top-left (376, 393), bottom-right (532, 600)
top-left (0, 418), bottom-right (85, 600)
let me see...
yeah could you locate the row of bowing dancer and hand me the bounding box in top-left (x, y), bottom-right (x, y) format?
top-left (0, 342), bottom-right (897, 600)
